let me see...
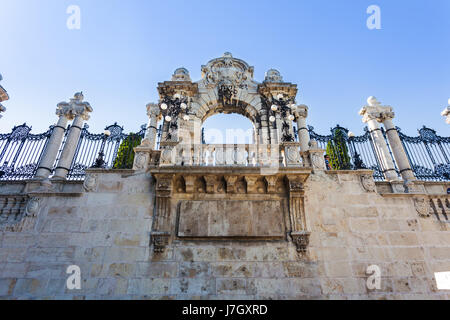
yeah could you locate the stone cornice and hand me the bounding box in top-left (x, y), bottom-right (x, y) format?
top-left (157, 81), bottom-right (198, 98)
top-left (258, 82), bottom-right (298, 100)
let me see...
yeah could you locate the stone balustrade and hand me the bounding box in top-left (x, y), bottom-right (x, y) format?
top-left (157, 143), bottom-right (311, 168)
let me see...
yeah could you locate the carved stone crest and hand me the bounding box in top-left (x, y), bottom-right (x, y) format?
top-left (414, 197), bottom-right (430, 218)
top-left (360, 174), bottom-right (376, 192)
top-left (83, 173), bottom-right (98, 192)
top-left (25, 197), bottom-right (41, 217)
top-left (134, 152), bottom-right (148, 170)
top-left (201, 52), bottom-right (254, 89)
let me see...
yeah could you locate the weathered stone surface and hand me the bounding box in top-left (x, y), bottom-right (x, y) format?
top-left (177, 200), bottom-right (285, 239)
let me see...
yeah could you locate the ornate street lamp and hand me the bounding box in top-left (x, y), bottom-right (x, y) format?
top-left (160, 93), bottom-right (191, 141)
top-left (268, 93), bottom-right (296, 142)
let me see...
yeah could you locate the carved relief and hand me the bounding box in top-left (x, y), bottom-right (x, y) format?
top-left (291, 231), bottom-right (311, 253)
top-left (25, 197), bottom-right (40, 217)
top-left (414, 197), bottom-right (430, 218)
top-left (201, 52), bottom-right (254, 89)
top-left (361, 174), bottom-right (376, 193)
top-left (133, 152), bottom-right (148, 171)
top-left (83, 173), bottom-right (98, 192)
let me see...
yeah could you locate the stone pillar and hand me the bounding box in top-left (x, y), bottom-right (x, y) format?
top-left (142, 103), bottom-right (160, 149)
top-left (379, 108), bottom-right (416, 182)
top-left (35, 106), bottom-right (71, 179)
top-left (442, 100), bottom-right (450, 124)
top-left (359, 98), bottom-right (399, 181)
top-left (295, 104), bottom-right (310, 152)
top-left (53, 92), bottom-right (93, 180)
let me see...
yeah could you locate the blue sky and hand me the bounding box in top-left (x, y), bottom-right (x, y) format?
top-left (0, 0), bottom-right (449, 138)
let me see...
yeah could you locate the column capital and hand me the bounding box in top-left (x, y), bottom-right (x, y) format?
top-left (56, 92), bottom-right (93, 121)
top-left (442, 101), bottom-right (450, 124)
top-left (294, 104), bottom-right (308, 118)
top-left (146, 103), bottom-right (161, 118)
top-left (359, 97), bottom-right (394, 123)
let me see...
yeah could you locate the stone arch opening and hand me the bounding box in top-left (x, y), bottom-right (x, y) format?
top-left (195, 99), bottom-right (262, 145)
top-left (202, 112), bottom-right (256, 145)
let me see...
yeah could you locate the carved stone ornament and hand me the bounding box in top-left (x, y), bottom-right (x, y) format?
top-left (25, 197), bottom-right (41, 217)
top-left (151, 232), bottom-right (170, 253)
top-left (134, 152), bottom-right (148, 170)
top-left (414, 197), bottom-right (430, 218)
top-left (160, 146), bottom-right (174, 165)
top-left (201, 52), bottom-right (254, 89)
top-left (56, 92), bottom-right (93, 121)
top-left (264, 69), bottom-right (283, 83)
top-left (83, 173), bottom-right (98, 192)
top-left (285, 146), bottom-right (301, 164)
top-left (311, 153), bottom-right (325, 170)
top-left (361, 174), bottom-right (376, 192)
top-left (291, 231), bottom-right (311, 253)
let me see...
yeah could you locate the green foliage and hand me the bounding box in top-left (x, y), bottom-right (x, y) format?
top-left (113, 133), bottom-right (142, 169)
top-left (326, 128), bottom-right (351, 170)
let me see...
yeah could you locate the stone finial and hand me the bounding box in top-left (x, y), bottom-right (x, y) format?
top-left (442, 100), bottom-right (450, 124)
top-left (171, 68), bottom-right (191, 82)
top-left (264, 69), bottom-right (283, 83)
top-left (56, 92), bottom-right (93, 121)
top-left (367, 96), bottom-right (381, 107)
top-left (146, 103), bottom-right (160, 118)
top-left (360, 97), bottom-right (394, 123)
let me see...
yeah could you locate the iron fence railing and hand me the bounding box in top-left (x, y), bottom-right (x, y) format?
top-left (66, 123), bottom-right (147, 180)
top-left (0, 124), bottom-right (53, 181)
top-left (0, 122), bottom-right (448, 182)
top-left (397, 126), bottom-right (450, 181)
top-left (307, 125), bottom-right (387, 180)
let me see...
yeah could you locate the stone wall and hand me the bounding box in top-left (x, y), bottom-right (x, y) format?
top-left (0, 170), bottom-right (449, 300)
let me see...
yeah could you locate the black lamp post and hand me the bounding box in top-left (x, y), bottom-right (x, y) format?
top-left (160, 93), bottom-right (191, 141)
top-left (267, 94), bottom-right (296, 142)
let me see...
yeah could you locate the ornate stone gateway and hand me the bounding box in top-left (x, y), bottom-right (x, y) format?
top-left (134, 53), bottom-right (323, 253)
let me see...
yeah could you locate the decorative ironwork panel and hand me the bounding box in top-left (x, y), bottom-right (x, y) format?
top-left (308, 125), bottom-right (386, 180)
top-left (0, 124), bottom-right (53, 181)
top-left (398, 126), bottom-right (450, 181)
top-left (66, 123), bottom-right (147, 180)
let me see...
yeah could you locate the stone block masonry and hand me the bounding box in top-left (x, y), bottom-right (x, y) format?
top-left (0, 170), bottom-right (449, 300)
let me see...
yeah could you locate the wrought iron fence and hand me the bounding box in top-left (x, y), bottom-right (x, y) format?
top-left (397, 126), bottom-right (450, 181)
top-left (307, 125), bottom-right (386, 180)
top-left (0, 124), bottom-right (53, 181)
top-left (0, 122), bottom-right (448, 182)
top-left (66, 123), bottom-right (147, 180)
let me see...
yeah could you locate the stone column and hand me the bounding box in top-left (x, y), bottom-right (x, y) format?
top-left (35, 106), bottom-right (71, 179)
top-left (379, 106), bottom-right (416, 182)
top-left (359, 99), bottom-right (398, 181)
top-left (53, 93), bottom-right (93, 180)
top-left (442, 100), bottom-right (450, 124)
top-left (295, 104), bottom-right (310, 152)
top-left (142, 103), bottom-right (160, 149)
